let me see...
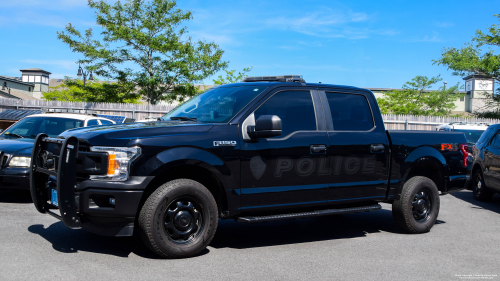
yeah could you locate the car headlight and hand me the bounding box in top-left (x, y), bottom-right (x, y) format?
top-left (9, 157), bottom-right (31, 167)
top-left (89, 146), bottom-right (141, 181)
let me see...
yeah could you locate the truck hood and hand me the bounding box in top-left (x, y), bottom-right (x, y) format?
top-left (59, 121), bottom-right (215, 146)
top-left (0, 138), bottom-right (35, 157)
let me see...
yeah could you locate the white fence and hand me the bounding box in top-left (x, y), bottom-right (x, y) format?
top-left (0, 98), bottom-right (176, 121)
top-left (382, 115), bottom-right (500, 130)
top-left (1, 98), bottom-right (499, 128)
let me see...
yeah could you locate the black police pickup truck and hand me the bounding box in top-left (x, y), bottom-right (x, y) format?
top-left (30, 75), bottom-right (470, 258)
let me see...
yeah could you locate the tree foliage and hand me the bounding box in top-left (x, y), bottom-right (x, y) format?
top-left (433, 14), bottom-right (500, 91)
top-left (377, 75), bottom-right (464, 116)
top-left (213, 67), bottom-right (253, 85)
top-left (57, 0), bottom-right (228, 104)
top-left (43, 78), bottom-right (140, 103)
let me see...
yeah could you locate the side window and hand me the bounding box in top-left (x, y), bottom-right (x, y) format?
top-left (87, 119), bottom-right (99, 126)
top-left (477, 127), bottom-right (495, 145)
top-left (100, 120), bottom-right (112, 125)
top-left (492, 132), bottom-right (500, 147)
top-left (325, 92), bottom-right (374, 131)
top-left (254, 90), bottom-right (317, 137)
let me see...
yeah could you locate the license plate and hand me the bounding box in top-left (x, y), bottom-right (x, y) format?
top-left (51, 189), bottom-right (58, 207)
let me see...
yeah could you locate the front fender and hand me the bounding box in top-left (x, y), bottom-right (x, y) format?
top-left (135, 147), bottom-right (239, 215)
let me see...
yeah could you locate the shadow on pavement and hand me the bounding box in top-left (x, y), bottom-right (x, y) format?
top-left (27, 221), bottom-right (209, 259)
top-left (451, 190), bottom-right (500, 215)
top-left (27, 206), bottom-right (443, 257)
top-left (0, 189), bottom-right (32, 204)
top-left (210, 208), bottom-right (414, 250)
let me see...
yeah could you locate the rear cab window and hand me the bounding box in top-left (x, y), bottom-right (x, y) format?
top-left (325, 92), bottom-right (374, 131)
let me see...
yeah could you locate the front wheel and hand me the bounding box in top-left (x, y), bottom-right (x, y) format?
top-left (138, 179), bottom-right (218, 258)
top-left (472, 170), bottom-right (494, 202)
top-left (392, 176), bottom-right (440, 234)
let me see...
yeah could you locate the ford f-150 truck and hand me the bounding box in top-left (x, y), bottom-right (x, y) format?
top-left (30, 75), bottom-right (470, 258)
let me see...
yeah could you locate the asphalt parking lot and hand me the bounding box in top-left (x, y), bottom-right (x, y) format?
top-left (1, 190), bottom-right (499, 281)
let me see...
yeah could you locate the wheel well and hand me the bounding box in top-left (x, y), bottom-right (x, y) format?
top-left (406, 160), bottom-right (445, 192)
top-left (137, 165), bottom-right (228, 217)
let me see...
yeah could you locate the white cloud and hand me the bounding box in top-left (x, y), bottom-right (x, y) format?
top-left (416, 32), bottom-right (442, 42)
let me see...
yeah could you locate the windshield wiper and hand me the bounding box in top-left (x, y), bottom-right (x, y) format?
top-left (4, 133), bottom-right (25, 138)
top-left (170, 116), bottom-right (198, 122)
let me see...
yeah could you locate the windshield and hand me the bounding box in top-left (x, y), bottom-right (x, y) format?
top-left (161, 86), bottom-right (268, 123)
top-left (453, 129), bottom-right (486, 145)
top-left (2, 117), bottom-right (84, 139)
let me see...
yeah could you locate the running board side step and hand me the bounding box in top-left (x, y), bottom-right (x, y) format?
top-left (236, 204), bottom-right (382, 223)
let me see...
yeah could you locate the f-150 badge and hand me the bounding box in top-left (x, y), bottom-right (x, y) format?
top-left (213, 141), bottom-right (237, 147)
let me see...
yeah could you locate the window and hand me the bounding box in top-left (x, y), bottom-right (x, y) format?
top-left (492, 132), bottom-right (500, 147)
top-left (478, 127), bottom-right (495, 145)
top-left (325, 92), bottom-right (374, 131)
top-left (460, 96), bottom-right (465, 102)
top-left (28, 87), bottom-right (31, 92)
top-left (3, 117), bottom-right (83, 138)
top-left (35, 76), bottom-right (41, 83)
top-left (22, 76), bottom-right (28, 82)
top-left (162, 86), bottom-right (267, 123)
top-left (100, 120), bottom-right (112, 125)
top-left (87, 119), bottom-right (99, 126)
top-left (254, 90), bottom-right (317, 137)
top-left (28, 76), bottom-right (34, 83)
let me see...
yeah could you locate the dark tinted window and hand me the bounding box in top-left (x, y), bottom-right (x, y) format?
top-left (100, 120), bottom-right (112, 125)
top-left (254, 91), bottom-right (316, 137)
top-left (492, 133), bottom-right (500, 147)
top-left (477, 127), bottom-right (495, 145)
top-left (87, 119), bottom-right (99, 126)
top-left (326, 92), bottom-right (374, 131)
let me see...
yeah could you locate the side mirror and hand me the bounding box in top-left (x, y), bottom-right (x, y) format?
top-left (248, 115), bottom-right (282, 139)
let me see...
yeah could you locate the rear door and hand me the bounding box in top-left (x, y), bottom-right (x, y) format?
top-left (319, 90), bottom-right (390, 204)
top-left (239, 88), bottom-right (331, 212)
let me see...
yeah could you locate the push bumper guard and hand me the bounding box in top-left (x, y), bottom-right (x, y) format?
top-left (30, 134), bottom-right (108, 229)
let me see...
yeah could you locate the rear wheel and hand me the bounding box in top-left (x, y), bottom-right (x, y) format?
top-left (472, 170), bottom-right (494, 202)
top-left (392, 176), bottom-right (440, 234)
top-left (138, 179), bottom-right (218, 258)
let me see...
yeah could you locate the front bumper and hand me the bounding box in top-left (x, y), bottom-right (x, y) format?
top-left (0, 167), bottom-right (30, 189)
top-left (30, 134), bottom-right (153, 237)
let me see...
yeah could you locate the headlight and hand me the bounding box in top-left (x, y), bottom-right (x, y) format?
top-left (9, 157), bottom-right (31, 167)
top-left (89, 146), bottom-right (141, 181)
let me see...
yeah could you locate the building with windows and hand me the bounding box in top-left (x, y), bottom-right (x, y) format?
top-left (0, 68), bottom-right (51, 99)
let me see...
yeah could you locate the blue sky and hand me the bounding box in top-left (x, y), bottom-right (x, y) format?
top-left (1, 0), bottom-right (499, 89)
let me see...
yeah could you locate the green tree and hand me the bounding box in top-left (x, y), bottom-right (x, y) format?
top-left (43, 77), bottom-right (140, 103)
top-left (57, 0), bottom-right (227, 105)
top-left (433, 14), bottom-right (500, 96)
top-left (213, 67), bottom-right (253, 85)
top-left (378, 75), bottom-right (464, 116)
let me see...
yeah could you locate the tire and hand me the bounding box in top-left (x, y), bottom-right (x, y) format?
top-left (392, 176), bottom-right (440, 234)
top-left (138, 179), bottom-right (218, 258)
top-left (472, 170), bottom-right (494, 202)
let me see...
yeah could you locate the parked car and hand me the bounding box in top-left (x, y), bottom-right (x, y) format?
top-left (471, 124), bottom-right (500, 201)
top-left (30, 75), bottom-right (469, 258)
top-left (436, 122), bottom-right (489, 152)
top-left (0, 113), bottom-right (115, 190)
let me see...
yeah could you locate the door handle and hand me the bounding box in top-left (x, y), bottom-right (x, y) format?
top-left (310, 144), bottom-right (327, 154)
top-left (371, 144), bottom-right (385, 153)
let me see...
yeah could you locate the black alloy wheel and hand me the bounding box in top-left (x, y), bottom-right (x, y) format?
top-left (138, 179), bottom-right (218, 258)
top-left (163, 197), bottom-right (204, 244)
top-left (411, 189), bottom-right (433, 223)
top-left (472, 170), bottom-right (494, 202)
top-left (392, 176), bottom-right (440, 234)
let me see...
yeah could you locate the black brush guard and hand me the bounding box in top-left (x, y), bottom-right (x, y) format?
top-left (30, 134), bottom-right (108, 229)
